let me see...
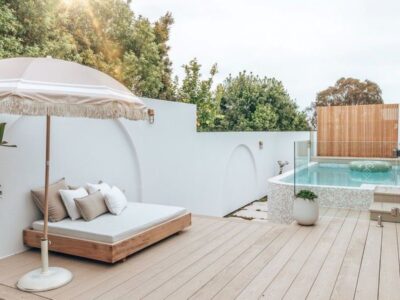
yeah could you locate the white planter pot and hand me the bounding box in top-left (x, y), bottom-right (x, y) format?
top-left (293, 198), bottom-right (319, 225)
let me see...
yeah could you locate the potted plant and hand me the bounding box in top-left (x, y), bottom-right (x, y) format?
top-left (293, 190), bottom-right (319, 225)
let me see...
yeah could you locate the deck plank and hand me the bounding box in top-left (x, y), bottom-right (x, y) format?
top-left (96, 221), bottom-right (246, 299)
top-left (190, 224), bottom-right (286, 300)
top-left (119, 222), bottom-right (249, 300)
top-left (50, 217), bottom-right (222, 299)
top-left (237, 226), bottom-right (313, 299)
top-left (143, 223), bottom-right (266, 299)
top-left (306, 209), bottom-right (360, 300)
top-left (282, 209), bottom-right (349, 300)
top-left (0, 212), bottom-right (399, 300)
top-left (330, 211), bottom-right (370, 300)
top-left (379, 222), bottom-right (400, 300)
top-left (0, 251), bottom-right (40, 270)
top-left (0, 284), bottom-right (46, 300)
top-left (398, 223), bottom-right (400, 268)
top-left (165, 224), bottom-right (274, 300)
top-left (354, 221), bottom-right (383, 300)
top-left (213, 222), bottom-right (302, 299)
top-left (2, 254), bottom-right (101, 288)
top-left (260, 208), bottom-right (337, 299)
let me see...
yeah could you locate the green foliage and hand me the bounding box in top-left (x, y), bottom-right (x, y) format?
top-left (0, 0), bottom-right (23, 58)
top-left (295, 190), bottom-right (318, 201)
top-left (218, 72), bottom-right (309, 131)
top-left (0, 0), bottom-right (174, 99)
top-left (0, 0), bottom-right (309, 132)
top-left (176, 59), bottom-right (223, 131)
top-left (307, 77), bottom-right (384, 129)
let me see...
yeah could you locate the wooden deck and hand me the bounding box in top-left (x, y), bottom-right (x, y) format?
top-left (1, 209), bottom-right (400, 300)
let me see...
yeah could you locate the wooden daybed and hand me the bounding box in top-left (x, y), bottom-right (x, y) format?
top-left (23, 202), bottom-right (191, 263)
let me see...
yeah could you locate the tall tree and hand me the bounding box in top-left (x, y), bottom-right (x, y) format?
top-left (153, 12), bottom-right (176, 100)
top-left (307, 77), bottom-right (384, 128)
top-left (177, 58), bottom-right (223, 130)
top-left (0, 0), bottom-right (23, 58)
top-left (219, 72), bottom-right (309, 131)
top-left (122, 16), bottom-right (164, 98)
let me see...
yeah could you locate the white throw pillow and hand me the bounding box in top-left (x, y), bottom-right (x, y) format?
top-left (104, 186), bottom-right (127, 215)
top-left (59, 187), bottom-right (88, 220)
top-left (86, 182), bottom-right (111, 196)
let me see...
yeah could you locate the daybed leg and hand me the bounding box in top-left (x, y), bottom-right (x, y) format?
top-left (122, 257), bottom-right (127, 263)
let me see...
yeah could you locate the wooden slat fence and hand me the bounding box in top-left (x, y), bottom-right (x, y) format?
top-left (317, 104), bottom-right (399, 158)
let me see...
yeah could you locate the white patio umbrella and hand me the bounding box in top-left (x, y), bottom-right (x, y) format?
top-left (0, 57), bottom-right (148, 292)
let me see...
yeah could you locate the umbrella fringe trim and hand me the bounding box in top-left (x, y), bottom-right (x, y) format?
top-left (0, 97), bottom-right (149, 121)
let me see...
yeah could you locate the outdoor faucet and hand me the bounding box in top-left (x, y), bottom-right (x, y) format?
top-left (278, 160), bottom-right (289, 175)
top-left (391, 207), bottom-right (399, 217)
top-left (377, 215), bottom-right (383, 227)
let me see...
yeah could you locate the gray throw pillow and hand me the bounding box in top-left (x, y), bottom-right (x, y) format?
top-left (31, 178), bottom-right (68, 222)
top-left (74, 191), bottom-right (108, 221)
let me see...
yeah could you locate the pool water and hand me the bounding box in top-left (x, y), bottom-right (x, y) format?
top-left (282, 163), bottom-right (400, 187)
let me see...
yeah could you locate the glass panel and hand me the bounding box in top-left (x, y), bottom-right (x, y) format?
top-left (292, 140), bottom-right (400, 189)
top-left (294, 140), bottom-right (311, 195)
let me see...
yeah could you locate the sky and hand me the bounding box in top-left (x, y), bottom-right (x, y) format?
top-left (132, 0), bottom-right (400, 109)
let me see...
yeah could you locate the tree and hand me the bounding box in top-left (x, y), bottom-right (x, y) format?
top-left (0, 0), bottom-right (23, 58)
top-left (0, 0), bottom-right (175, 99)
top-left (177, 58), bottom-right (223, 131)
top-left (153, 12), bottom-right (176, 100)
top-left (307, 77), bottom-right (384, 128)
top-left (122, 16), bottom-right (164, 98)
top-left (218, 72), bottom-right (309, 131)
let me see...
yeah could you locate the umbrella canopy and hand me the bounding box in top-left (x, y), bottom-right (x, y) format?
top-left (0, 57), bottom-right (148, 120)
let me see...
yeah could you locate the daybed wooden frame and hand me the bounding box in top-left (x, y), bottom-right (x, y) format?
top-left (23, 212), bottom-right (191, 263)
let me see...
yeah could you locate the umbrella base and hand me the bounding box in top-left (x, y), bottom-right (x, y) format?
top-left (17, 267), bottom-right (72, 292)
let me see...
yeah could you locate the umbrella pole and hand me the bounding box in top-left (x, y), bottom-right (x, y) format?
top-left (17, 115), bottom-right (72, 292)
top-left (41, 115), bottom-right (51, 273)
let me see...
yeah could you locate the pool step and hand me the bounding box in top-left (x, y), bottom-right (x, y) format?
top-left (374, 186), bottom-right (400, 203)
top-left (369, 202), bottom-right (400, 223)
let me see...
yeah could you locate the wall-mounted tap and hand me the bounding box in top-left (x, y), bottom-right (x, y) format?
top-left (277, 160), bottom-right (289, 175)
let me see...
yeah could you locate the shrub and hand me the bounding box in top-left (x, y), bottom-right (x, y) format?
top-left (295, 190), bottom-right (318, 201)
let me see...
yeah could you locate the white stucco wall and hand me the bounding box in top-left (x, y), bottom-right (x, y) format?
top-left (0, 98), bottom-right (308, 258)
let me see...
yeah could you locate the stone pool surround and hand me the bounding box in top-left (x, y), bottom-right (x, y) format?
top-left (268, 165), bottom-right (375, 224)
